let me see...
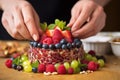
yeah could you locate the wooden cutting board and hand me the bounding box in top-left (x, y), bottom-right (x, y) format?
top-left (0, 55), bottom-right (120, 80)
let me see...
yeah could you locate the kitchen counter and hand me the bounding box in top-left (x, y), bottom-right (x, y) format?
top-left (0, 41), bottom-right (120, 80)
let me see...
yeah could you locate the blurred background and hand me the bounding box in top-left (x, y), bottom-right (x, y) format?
top-left (103, 0), bottom-right (120, 31)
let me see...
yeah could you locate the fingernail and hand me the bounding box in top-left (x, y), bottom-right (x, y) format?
top-left (33, 34), bottom-right (38, 41)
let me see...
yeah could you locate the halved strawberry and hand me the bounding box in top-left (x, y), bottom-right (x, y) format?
top-left (52, 29), bottom-right (64, 44)
top-left (55, 26), bottom-right (61, 31)
top-left (62, 30), bottom-right (73, 42)
top-left (45, 30), bottom-right (54, 37)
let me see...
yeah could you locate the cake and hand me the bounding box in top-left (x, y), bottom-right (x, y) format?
top-left (5, 19), bottom-right (105, 75)
top-left (28, 19), bottom-right (85, 65)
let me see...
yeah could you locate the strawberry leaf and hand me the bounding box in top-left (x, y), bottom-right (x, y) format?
top-left (63, 26), bottom-right (71, 31)
top-left (55, 19), bottom-right (60, 25)
top-left (48, 24), bottom-right (56, 30)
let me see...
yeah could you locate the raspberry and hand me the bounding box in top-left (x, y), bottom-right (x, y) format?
top-left (87, 61), bottom-right (98, 71)
top-left (88, 50), bottom-right (96, 56)
top-left (52, 29), bottom-right (64, 44)
top-left (46, 64), bottom-right (56, 73)
top-left (38, 64), bottom-right (46, 73)
top-left (42, 37), bottom-right (53, 45)
top-left (40, 34), bottom-right (48, 43)
top-left (57, 65), bottom-right (66, 74)
top-left (5, 59), bottom-right (12, 68)
top-left (68, 67), bottom-right (74, 74)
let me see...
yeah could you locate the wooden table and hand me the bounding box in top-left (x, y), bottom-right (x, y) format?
top-left (0, 41), bottom-right (120, 80)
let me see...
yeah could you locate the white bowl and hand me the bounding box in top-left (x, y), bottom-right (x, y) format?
top-left (109, 38), bottom-right (120, 58)
top-left (82, 36), bottom-right (112, 56)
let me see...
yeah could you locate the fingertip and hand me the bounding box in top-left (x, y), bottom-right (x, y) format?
top-left (32, 34), bottom-right (39, 41)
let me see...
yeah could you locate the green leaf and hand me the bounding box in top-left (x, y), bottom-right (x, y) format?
top-left (12, 57), bottom-right (21, 65)
top-left (40, 22), bottom-right (47, 31)
top-left (55, 19), bottom-right (60, 25)
top-left (31, 60), bottom-right (39, 68)
top-left (48, 24), bottom-right (56, 30)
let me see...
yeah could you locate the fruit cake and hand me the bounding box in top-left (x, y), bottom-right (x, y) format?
top-left (5, 19), bottom-right (105, 75)
top-left (28, 19), bottom-right (85, 65)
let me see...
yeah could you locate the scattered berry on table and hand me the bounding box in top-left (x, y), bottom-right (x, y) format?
top-left (17, 65), bottom-right (23, 71)
top-left (68, 67), bottom-right (74, 74)
top-left (88, 50), bottom-right (96, 56)
top-left (38, 64), bottom-right (46, 73)
top-left (46, 64), bottom-right (56, 73)
top-left (12, 64), bottom-right (17, 69)
top-left (63, 62), bottom-right (70, 70)
top-left (97, 59), bottom-right (105, 67)
top-left (5, 59), bottom-right (12, 68)
top-left (57, 65), bottom-right (66, 74)
top-left (87, 61), bottom-right (98, 71)
top-left (32, 67), bottom-right (38, 73)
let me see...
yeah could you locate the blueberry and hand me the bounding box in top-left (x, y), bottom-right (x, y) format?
top-left (32, 67), bottom-right (38, 73)
top-left (72, 42), bottom-right (76, 48)
top-left (49, 44), bottom-right (55, 50)
top-left (42, 44), bottom-right (49, 49)
top-left (62, 44), bottom-right (67, 49)
top-left (74, 38), bottom-right (80, 43)
top-left (16, 65), bottom-right (23, 71)
top-left (33, 42), bottom-right (38, 47)
top-left (76, 41), bottom-right (82, 48)
top-left (30, 41), bottom-right (34, 46)
top-left (12, 64), bottom-right (17, 69)
top-left (55, 43), bottom-right (62, 49)
top-left (37, 43), bottom-right (42, 48)
top-left (60, 39), bottom-right (68, 44)
top-left (67, 43), bottom-right (72, 49)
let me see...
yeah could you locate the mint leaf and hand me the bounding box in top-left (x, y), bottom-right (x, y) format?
top-left (55, 19), bottom-right (60, 25)
top-left (48, 24), bottom-right (56, 30)
top-left (40, 22), bottom-right (47, 31)
top-left (12, 57), bottom-right (21, 65)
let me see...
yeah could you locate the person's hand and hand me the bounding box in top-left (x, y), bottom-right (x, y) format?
top-left (1, 0), bottom-right (42, 41)
top-left (68, 0), bottom-right (106, 39)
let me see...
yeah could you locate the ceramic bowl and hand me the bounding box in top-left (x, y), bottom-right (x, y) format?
top-left (109, 37), bottom-right (120, 58)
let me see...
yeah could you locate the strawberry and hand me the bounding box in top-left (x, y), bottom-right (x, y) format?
top-left (57, 64), bottom-right (66, 74)
top-left (62, 30), bottom-right (72, 42)
top-left (42, 37), bottom-right (53, 45)
top-left (45, 30), bottom-right (54, 37)
top-left (52, 29), bottom-right (64, 44)
top-left (5, 59), bottom-right (12, 68)
top-left (55, 26), bottom-right (62, 31)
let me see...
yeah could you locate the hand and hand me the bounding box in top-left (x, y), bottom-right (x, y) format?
top-left (1, 0), bottom-right (42, 41)
top-left (68, 0), bottom-right (106, 39)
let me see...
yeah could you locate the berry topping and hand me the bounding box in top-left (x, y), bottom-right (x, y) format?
top-left (76, 41), bottom-right (82, 48)
top-left (62, 30), bottom-right (72, 43)
top-left (42, 37), bottom-right (53, 45)
top-left (52, 29), bottom-right (64, 44)
top-left (42, 44), bottom-right (49, 49)
top-left (60, 39), bottom-right (68, 44)
top-left (46, 64), bottom-right (56, 73)
top-left (55, 43), bottom-right (62, 49)
top-left (61, 44), bottom-right (67, 49)
top-left (5, 59), bottom-right (12, 68)
top-left (67, 43), bottom-right (72, 49)
top-left (37, 43), bottom-right (42, 48)
top-left (49, 44), bottom-right (55, 50)
top-left (57, 65), bottom-right (66, 74)
top-left (38, 64), bottom-right (46, 73)
top-left (45, 30), bottom-right (54, 37)
top-left (33, 42), bottom-right (38, 47)
top-left (87, 61), bottom-right (98, 71)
